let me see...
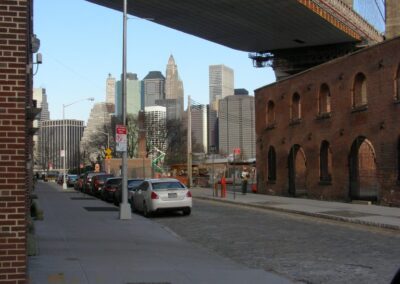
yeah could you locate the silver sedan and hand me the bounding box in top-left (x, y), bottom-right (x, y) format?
top-left (131, 178), bottom-right (192, 217)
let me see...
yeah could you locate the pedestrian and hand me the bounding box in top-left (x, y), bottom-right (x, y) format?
top-left (221, 174), bottom-right (227, 198)
top-left (241, 173), bottom-right (248, 195)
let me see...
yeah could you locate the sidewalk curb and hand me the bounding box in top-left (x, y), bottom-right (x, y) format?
top-left (194, 196), bottom-right (400, 231)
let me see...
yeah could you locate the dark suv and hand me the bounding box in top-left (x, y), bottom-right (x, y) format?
top-left (101, 177), bottom-right (122, 202)
top-left (90, 174), bottom-right (114, 196)
top-left (82, 172), bottom-right (106, 194)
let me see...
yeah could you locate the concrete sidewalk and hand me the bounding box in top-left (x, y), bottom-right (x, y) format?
top-left (191, 187), bottom-right (400, 230)
top-left (28, 181), bottom-right (290, 284)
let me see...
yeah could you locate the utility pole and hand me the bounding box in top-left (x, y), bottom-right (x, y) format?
top-left (119, 0), bottom-right (131, 219)
top-left (187, 95), bottom-right (192, 188)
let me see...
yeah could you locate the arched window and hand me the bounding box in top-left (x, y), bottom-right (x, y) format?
top-left (291, 93), bottom-right (301, 120)
top-left (267, 100), bottom-right (275, 125)
top-left (268, 146), bottom-right (277, 182)
top-left (320, 141), bottom-right (332, 183)
top-left (353, 73), bottom-right (367, 108)
top-left (395, 65), bottom-right (400, 101)
top-left (319, 83), bottom-right (331, 114)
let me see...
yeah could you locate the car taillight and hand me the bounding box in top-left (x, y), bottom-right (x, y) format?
top-left (186, 191), bottom-right (192, 198)
top-left (151, 191), bottom-right (159, 200)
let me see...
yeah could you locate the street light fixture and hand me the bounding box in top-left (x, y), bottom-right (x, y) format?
top-left (62, 97), bottom-right (95, 190)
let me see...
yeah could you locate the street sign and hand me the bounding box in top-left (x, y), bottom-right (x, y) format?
top-left (60, 150), bottom-right (65, 157)
top-left (105, 148), bottom-right (112, 159)
top-left (116, 125), bottom-right (127, 152)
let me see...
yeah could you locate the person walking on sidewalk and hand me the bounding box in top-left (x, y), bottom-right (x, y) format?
top-left (241, 173), bottom-right (249, 195)
top-left (221, 174), bottom-right (227, 198)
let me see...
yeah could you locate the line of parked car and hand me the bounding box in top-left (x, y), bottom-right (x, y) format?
top-left (61, 172), bottom-right (192, 217)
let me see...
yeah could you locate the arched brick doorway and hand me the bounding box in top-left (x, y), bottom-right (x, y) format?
top-left (349, 137), bottom-right (378, 201)
top-left (288, 145), bottom-right (307, 196)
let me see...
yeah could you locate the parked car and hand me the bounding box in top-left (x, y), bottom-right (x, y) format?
top-left (82, 172), bottom-right (106, 194)
top-left (90, 174), bottom-right (114, 196)
top-left (67, 174), bottom-right (78, 187)
top-left (131, 178), bottom-right (192, 217)
top-left (43, 171), bottom-right (59, 182)
top-left (74, 174), bottom-right (86, 191)
top-left (114, 178), bottom-right (144, 206)
top-left (101, 177), bottom-right (122, 202)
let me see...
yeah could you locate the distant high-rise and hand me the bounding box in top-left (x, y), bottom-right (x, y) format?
top-left (218, 91), bottom-right (255, 160)
top-left (145, 106), bottom-right (167, 156)
top-left (106, 73), bottom-right (116, 104)
top-left (209, 64), bottom-right (234, 112)
top-left (155, 98), bottom-right (183, 121)
top-left (115, 73), bottom-right (141, 117)
top-left (209, 65), bottom-right (234, 151)
top-left (164, 55), bottom-right (184, 119)
top-left (191, 104), bottom-right (208, 153)
top-left (80, 103), bottom-right (115, 162)
top-left (143, 71), bottom-right (165, 107)
top-left (33, 88), bottom-right (50, 170)
top-left (40, 120), bottom-right (84, 170)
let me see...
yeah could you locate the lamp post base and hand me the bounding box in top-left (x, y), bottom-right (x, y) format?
top-left (119, 202), bottom-right (131, 219)
top-left (62, 182), bottom-right (68, 190)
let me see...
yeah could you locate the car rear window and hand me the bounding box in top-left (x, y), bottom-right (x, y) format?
top-left (151, 181), bottom-right (185, 190)
top-left (128, 180), bottom-right (143, 188)
top-left (107, 178), bottom-right (122, 185)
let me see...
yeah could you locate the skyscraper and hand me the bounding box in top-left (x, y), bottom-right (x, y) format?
top-left (80, 102), bottom-right (115, 162)
top-left (209, 64), bottom-right (234, 112)
top-left (164, 55), bottom-right (184, 119)
top-left (218, 90), bottom-right (255, 160)
top-left (33, 88), bottom-right (50, 170)
top-left (40, 120), bottom-right (84, 170)
top-left (143, 71), bottom-right (165, 107)
top-left (191, 104), bottom-right (208, 153)
top-left (115, 73), bottom-right (141, 117)
top-left (209, 64), bottom-right (234, 151)
top-left (106, 73), bottom-right (116, 104)
top-left (145, 106), bottom-right (167, 157)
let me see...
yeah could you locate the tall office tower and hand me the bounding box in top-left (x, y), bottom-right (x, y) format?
top-left (209, 64), bottom-right (234, 112)
top-left (218, 90), bottom-right (255, 160)
top-left (207, 105), bottom-right (218, 152)
top-left (164, 55), bottom-right (184, 119)
top-left (155, 98), bottom-right (183, 121)
top-left (40, 119), bottom-right (84, 171)
top-left (191, 104), bottom-right (208, 153)
top-left (143, 71), bottom-right (165, 107)
top-left (144, 106), bottom-right (167, 157)
top-left (115, 73), bottom-right (141, 117)
top-left (80, 102), bottom-right (115, 162)
top-left (106, 73), bottom-right (116, 104)
top-left (208, 65), bottom-right (234, 152)
top-left (33, 88), bottom-right (50, 170)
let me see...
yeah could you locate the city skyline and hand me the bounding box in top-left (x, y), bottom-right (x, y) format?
top-left (33, 0), bottom-right (275, 124)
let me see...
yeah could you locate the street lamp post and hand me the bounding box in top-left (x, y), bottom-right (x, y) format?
top-left (119, 0), bottom-right (131, 219)
top-left (62, 97), bottom-right (94, 190)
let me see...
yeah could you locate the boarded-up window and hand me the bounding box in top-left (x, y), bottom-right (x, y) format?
top-left (319, 83), bottom-right (331, 114)
top-left (353, 73), bottom-right (367, 107)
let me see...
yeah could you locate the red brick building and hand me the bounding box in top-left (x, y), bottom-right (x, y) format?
top-left (255, 37), bottom-right (400, 206)
top-left (0, 0), bottom-right (34, 282)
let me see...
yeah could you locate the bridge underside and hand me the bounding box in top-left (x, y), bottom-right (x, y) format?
top-left (86, 0), bottom-right (382, 79)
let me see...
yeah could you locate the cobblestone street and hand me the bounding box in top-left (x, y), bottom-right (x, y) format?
top-left (154, 199), bottom-right (400, 284)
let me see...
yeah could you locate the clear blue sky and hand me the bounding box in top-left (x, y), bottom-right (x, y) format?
top-left (33, 0), bottom-right (276, 123)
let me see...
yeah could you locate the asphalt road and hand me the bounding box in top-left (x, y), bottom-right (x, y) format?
top-left (151, 199), bottom-right (400, 284)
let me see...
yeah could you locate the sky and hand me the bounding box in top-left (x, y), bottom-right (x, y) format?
top-left (33, 0), bottom-right (276, 123)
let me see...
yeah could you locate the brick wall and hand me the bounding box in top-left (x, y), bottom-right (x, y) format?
top-left (0, 0), bottom-right (31, 282)
top-left (255, 37), bottom-right (400, 206)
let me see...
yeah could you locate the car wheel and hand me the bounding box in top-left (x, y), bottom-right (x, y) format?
top-left (143, 202), bottom-right (151, 218)
top-left (182, 208), bottom-right (191, 216)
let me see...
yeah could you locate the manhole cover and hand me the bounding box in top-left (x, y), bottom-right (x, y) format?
top-left (71, 197), bottom-right (96, 200)
top-left (84, 207), bottom-right (118, 212)
top-left (320, 210), bottom-right (377, 218)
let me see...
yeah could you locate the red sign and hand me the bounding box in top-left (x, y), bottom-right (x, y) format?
top-left (116, 125), bottom-right (127, 134)
top-left (233, 148), bottom-right (241, 155)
